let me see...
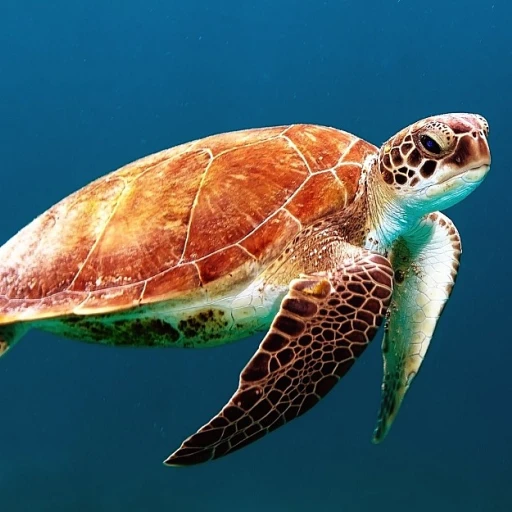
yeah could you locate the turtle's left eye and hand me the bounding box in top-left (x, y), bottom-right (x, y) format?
top-left (420, 134), bottom-right (442, 155)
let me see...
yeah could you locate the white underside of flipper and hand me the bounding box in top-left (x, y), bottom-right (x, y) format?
top-left (372, 211), bottom-right (462, 442)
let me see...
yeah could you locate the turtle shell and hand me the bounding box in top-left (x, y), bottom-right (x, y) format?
top-left (0, 124), bottom-right (376, 324)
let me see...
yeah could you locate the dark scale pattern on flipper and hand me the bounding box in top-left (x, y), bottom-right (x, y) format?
top-left (166, 251), bottom-right (393, 466)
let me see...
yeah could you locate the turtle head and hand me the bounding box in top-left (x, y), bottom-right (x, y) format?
top-left (377, 113), bottom-right (491, 214)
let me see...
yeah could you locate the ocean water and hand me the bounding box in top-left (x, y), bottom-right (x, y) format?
top-left (1, 1), bottom-right (510, 511)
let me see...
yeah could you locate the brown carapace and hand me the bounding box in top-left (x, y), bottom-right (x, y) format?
top-left (0, 124), bottom-right (374, 324)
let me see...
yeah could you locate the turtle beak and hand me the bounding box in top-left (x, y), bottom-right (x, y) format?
top-left (436, 114), bottom-right (491, 184)
top-left (462, 163), bottom-right (490, 183)
top-left (442, 126), bottom-right (491, 185)
top-left (464, 125), bottom-right (491, 181)
top-left (424, 126), bottom-right (491, 207)
top-left (462, 115), bottom-right (492, 177)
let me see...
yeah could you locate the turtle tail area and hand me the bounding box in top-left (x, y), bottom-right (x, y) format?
top-left (0, 323), bottom-right (28, 359)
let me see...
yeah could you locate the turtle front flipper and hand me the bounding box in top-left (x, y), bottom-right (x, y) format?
top-left (166, 250), bottom-right (393, 466)
top-left (372, 212), bottom-right (461, 442)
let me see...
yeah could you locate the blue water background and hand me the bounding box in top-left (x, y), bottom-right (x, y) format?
top-left (1, 1), bottom-right (510, 510)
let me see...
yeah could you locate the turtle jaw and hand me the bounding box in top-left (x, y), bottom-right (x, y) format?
top-left (461, 163), bottom-right (491, 184)
top-left (422, 162), bottom-right (490, 211)
top-left (434, 156), bottom-right (491, 186)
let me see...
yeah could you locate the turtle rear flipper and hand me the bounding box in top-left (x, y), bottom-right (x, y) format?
top-left (166, 249), bottom-right (393, 466)
top-left (0, 323), bottom-right (27, 358)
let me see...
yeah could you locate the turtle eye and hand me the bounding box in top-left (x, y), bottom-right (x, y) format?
top-left (419, 134), bottom-right (442, 155)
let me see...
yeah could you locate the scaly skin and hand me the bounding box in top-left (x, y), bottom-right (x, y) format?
top-left (167, 249), bottom-right (394, 466)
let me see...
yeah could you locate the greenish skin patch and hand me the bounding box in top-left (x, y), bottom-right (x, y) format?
top-left (54, 316), bottom-right (182, 347)
top-left (177, 309), bottom-right (229, 341)
top-left (34, 305), bottom-right (275, 349)
top-left (0, 277), bottom-right (287, 355)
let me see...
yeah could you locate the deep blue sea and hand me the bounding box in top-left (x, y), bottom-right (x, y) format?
top-left (1, 1), bottom-right (510, 510)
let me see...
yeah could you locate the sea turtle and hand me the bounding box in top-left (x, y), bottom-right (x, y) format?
top-left (0, 113), bottom-right (490, 466)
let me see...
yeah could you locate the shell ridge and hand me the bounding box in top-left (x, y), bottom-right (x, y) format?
top-left (199, 131), bottom-right (286, 160)
top-left (281, 135), bottom-right (313, 175)
top-left (329, 169), bottom-right (349, 205)
top-left (281, 208), bottom-right (303, 228)
top-left (177, 148), bottom-right (215, 265)
top-left (235, 243), bottom-right (259, 261)
top-left (333, 137), bottom-right (361, 169)
top-left (67, 177), bottom-right (129, 291)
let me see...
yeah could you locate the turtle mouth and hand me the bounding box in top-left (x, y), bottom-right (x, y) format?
top-left (425, 163), bottom-right (490, 199)
top-left (438, 163), bottom-right (490, 185)
top-left (461, 164), bottom-right (491, 183)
